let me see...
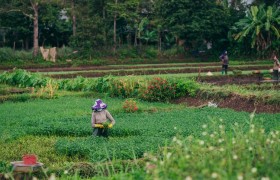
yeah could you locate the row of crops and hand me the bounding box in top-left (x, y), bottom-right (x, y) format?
top-left (1, 96), bottom-right (280, 179)
top-left (1, 62), bottom-right (280, 179)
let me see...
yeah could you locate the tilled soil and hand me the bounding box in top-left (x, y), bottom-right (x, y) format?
top-left (47, 66), bottom-right (269, 79)
top-left (172, 94), bottom-right (280, 114)
top-left (173, 75), bottom-right (279, 114)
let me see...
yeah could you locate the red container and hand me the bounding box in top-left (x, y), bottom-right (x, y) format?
top-left (22, 154), bottom-right (37, 165)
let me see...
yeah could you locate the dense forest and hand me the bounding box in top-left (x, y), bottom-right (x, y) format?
top-left (0, 0), bottom-right (279, 60)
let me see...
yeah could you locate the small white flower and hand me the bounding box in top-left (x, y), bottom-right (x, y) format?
top-left (219, 118), bottom-right (223, 122)
top-left (250, 113), bottom-right (255, 120)
top-left (172, 136), bottom-right (177, 142)
top-left (177, 140), bottom-right (182, 146)
top-left (199, 140), bottom-right (205, 146)
top-left (174, 126), bottom-right (177, 130)
top-left (250, 129), bottom-right (254, 133)
top-left (275, 131), bottom-right (279, 135)
top-left (166, 152), bottom-right (172, 159)
top-left (237, 174), bottom-right (243, 180)
top-left (220, 148), bottom-right (224, 152)
top-left (32, 177), bottom-right (38, 180)
top-left (202, 131), bottom-right (207, 136)
top-left (248, 147), bottom-right (253, 151)
top-left (210, 134), bottom-right (215, 138)
top-left (202, 124), bottom-right (207, 129)
top-left (250, 124), bottom-right (255, 129)
top-left (234, 122), bottom-right (239, 126)
top-left (233, 154), bottom-right (238, 160)
top-left (270, 140), bottom-right (274, 144)
top-left (185, 154), bottom-right (190, 159)
top-left (185, 176), bottom-right (192, 180)
top-left (49, 174), bottom-right (56, 180)
top-left (208, 146), bottom-right (214, 151)
top-left (261, 177), bottom-right (270, 180)
top-left (211, 172), bottom-right (218, 178)
top-left (219, 125), bottom-right (223, 129)
top-left (251, 167), bottom-right (257, 173)
top-left (64, 170), bottom-right (68, 174)
top-left (152, 157), bottom-right (158, 162)
top-left (218, 139), bottom-right (224, 143)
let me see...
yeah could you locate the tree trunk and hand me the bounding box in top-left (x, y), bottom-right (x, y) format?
top-left (134, 29), bottom-right (137, 46)
top-left (113, 0), bottom-right (118, 55)
top-left (71, 0), bottom-right (76, 36)
top-left (32, 2), bottom-right (39, 57)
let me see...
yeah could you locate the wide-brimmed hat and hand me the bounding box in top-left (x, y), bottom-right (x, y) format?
top-left (92, 99), bottom-right (107, 111)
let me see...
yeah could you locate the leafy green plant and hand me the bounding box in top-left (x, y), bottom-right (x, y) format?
top-left (140, 77), bottom-right (176, 102)
top-left (232, 69), bottom-right (242, 76)
top-left (123, 99), bottom-right (138, 113)
top-left (175, 79), bottom-right (199, 97)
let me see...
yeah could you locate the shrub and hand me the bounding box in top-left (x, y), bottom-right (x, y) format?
top-left (122, 99), bottom-right (138, 113)
top-left (140, 77), bottom-right (176, 102)
top-left (108, 78), bottom-right (140, 98)
top-left (232, 70), bottom-right (242, 76)
top-left (175, 79), bottom-right (199, 97)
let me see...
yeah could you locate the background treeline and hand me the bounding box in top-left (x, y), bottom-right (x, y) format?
top-left (0, 0), bottom-right (279, 61)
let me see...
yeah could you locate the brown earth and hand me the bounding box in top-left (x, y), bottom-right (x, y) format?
top-left (47, 66), bottom-right (270, 79)
top-left (172, 94), bottom-right (280, 114)
top-left (173, 75), bottom-right (280, 114)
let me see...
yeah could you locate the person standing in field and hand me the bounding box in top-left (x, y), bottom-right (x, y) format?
top-left (91, 99), bottom-right (115, 137)
top-left (219, 50), bottom-right (229, 75)
top-left (272, 51), bottom-right (280, 80)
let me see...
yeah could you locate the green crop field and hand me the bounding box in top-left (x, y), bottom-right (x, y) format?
top-left (1, 95), bottom-right (280, 179)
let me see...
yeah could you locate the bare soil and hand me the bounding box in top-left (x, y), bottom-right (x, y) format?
top-left (47, 66), bottom-right (269, 79)
top-left (173, 75), bottom-right (280, 114)
top-left (172, 94), bottom-right (280, 114)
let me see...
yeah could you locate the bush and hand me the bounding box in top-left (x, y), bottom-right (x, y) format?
top-left (140, 77), bottom-right (176, 102)
top-left (122, 99), bottom-right (138, 113)
top-left (175, 79), bottom-right (199, 97)
top-left (144, 47), bottom-right (158, 59)
top-left (0, 48), bottom-right (33, 62)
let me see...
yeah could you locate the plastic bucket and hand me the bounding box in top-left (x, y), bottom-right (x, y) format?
top-left (22, 154), bottom-right (37, 165)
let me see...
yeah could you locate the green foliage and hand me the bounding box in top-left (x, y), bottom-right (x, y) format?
top-left (122, 99), bottom-right (138, 113)
top-left (156, 0), bottom-right (230, 50)
top-left (233, 5), bottom-right (280, 54)
top-left (1, 95), bottom-right (280, 178)
top-left (0, 69), bottom-right (49, 87)
top-left (0, 48), bottom-right (33, 62)
top-left (145, 119), bottom-right (280, 179)
top-left (232, 69), bottom-right (242, 76)
top-left (140, 77), bottom-right (176, 102)
top-left (175, 79), bottom-right (199, 97)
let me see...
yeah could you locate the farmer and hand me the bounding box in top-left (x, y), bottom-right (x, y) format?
top-left (91, 99), bottom-right (115, 137)
top-left (219, 50), bottom-right (229, 75)
top-left (272, 51), bottom-right (280, 81)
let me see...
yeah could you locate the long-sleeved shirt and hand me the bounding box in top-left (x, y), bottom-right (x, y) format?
top-left (273, 56), bottom-right (280, 70)
top-left (91, 110), bottom-right (115, 127)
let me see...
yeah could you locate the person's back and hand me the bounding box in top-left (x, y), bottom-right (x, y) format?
top-left (220, 51), bottom-right (229, 75)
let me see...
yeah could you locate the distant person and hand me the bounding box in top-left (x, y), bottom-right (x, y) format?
top-left (272, 51), bottom-right (280, 80)
top-left (219, 50), bottom-right (229, 75)
top-left (91, 99), bottom-right (115, 137)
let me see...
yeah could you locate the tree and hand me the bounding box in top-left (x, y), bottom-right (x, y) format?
top-left (0, 0), bottom-right (63, 56)
top-left (234, 5), bottom-right (280, 53)
top-left (155, 0), bottom-right (231, 51)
